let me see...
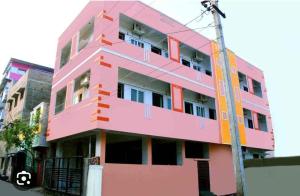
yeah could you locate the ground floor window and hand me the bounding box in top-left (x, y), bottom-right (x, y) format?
top-left (105, 133), bottom-right (143, 164)
top-left (152, 138), bottom-right (181, 165)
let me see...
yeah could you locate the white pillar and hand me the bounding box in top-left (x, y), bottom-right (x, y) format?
top-left (95, 132), bottom-right (101, 157)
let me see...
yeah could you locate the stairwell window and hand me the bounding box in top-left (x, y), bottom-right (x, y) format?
top-left (243, 108), bottom-right (254, 129)
top-left (60, 41), bottom-right (72, 68)
top-left (73, 70), bottom-right (90, 104)
top-left (258, 113), bottom-right (268, 132)
top-left (252, 79), bottom-right (263, 98)
top-left (78, 17), bottom-right (94, 52)
top-left (55, 87), bottom-right (67, 114)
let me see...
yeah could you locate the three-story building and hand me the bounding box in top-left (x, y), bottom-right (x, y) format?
top-left (46, 1), bottom-right (274, 196)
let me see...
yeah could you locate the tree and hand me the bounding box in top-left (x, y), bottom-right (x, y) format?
top-left (0, 111), bottom-right (40, 152)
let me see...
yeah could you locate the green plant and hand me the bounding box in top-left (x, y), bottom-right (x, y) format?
top-left (0, 112), bottom-right (40, 152)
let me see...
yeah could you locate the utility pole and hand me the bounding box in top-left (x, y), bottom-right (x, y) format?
top-left (201, 1), bottom-right (247, 195)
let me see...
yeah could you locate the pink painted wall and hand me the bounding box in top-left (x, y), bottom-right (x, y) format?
top-left (102, 160), bottom-right (198, 196)
top-left (48, 0), bottom-right (274, 149)
top-left (11, 62), bottom-right (30, 70)
top-left (7, 62), bottom-right (30, 81)
top-left (236, 56), bottom-right (274, 150)
top-left (209, 144), bottom-right (236, 195)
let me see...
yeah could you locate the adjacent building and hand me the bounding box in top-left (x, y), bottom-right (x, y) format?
top-left (0, 58), bottom-right (53, 129)
top-left (244, 156), bottom-right (300, 196)
top-left (30, 102), bottom-right (50, 185)
top-left (45, 1), bottom-right (275, 196)
top-left (0, 59), bottom-right (53, 157)
top-left (4, 67), bottom-right (53, 124)
top-left (0, 60), bottom-right (53, 183)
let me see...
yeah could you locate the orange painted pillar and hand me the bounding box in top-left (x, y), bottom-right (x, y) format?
top-left (100, 131), bottom-right (106, 165)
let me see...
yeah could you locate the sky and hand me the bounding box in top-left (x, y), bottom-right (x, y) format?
top-left (0, 0), bottom-right (299, 157)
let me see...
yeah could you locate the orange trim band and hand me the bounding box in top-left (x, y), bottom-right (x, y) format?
top-left (100, 61), bottom-right (112, 68)
top-left (103, 15), bottom-right (113, 22)
top-left (101, 39), bottom-right (113, 46)
top-left (98, 103), bottom-right (110, 108)
top-left (97, 116), bottom-right (110, 122)
top-left (98, 90), bottom-right (110, 96)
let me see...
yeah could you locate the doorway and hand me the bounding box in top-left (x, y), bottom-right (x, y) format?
top-left (197, 161), bottom-right (211, 196)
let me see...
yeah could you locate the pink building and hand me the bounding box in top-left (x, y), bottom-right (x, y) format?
top-left (46, 1), bottom-right (274, 196)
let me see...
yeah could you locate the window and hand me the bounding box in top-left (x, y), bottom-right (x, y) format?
top-left (131, 88), bottom-right (144, 103)
top-left (130, 38), bottom-right (144, 48)
top-left (258, 113), bottom-right (268, 131)
top-left (166, 97), bottom-right (171, 110)
top-left (181, 58), bottom-right (191, 67)
top-left (105, 133), bottom-right (143, 164)
top-left (243, 108), bottom-right (253, 129)
top-left (119, 32), bottom-right (125, 40)
top-left (14, 98), bottom-right (18, 107)
top-left (60, 41), bottom-right (72, 68)
top-left (247, 119), bottom-right (254, 129)
top-left (184, 101), bottom-right (194, 115)
top-left (117, 83), bottom-right (124, 98)
top-left (252, 79), bottom-right (263, 98)
top-left (205, 70), bottom-right (212, 76)
top-left (73, 70), bottom-right (90, 104)
top-left (238, 72), bottom-right (248, 92)
top-left (152, 92), bottom-right (163, 108)
top-left (152, 139), bottom-right (180, 165)
top-left (193, 63), bottom-right (201, 72)
top-left (78, 17), bottom-right (94, 52)
top-left (209, 108), bottom-right (216, 120)
top-left (185, 141), bottom-right (209, 159)
top-left (55, 87), bottom-right (67, 114)
top-left (196, 106), bottom-right (205, 117)
top-left (151, 45), bottom-right (162, 55)
top-left (8, 102), bottom-right (12, 111)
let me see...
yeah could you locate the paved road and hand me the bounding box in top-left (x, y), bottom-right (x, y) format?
top-left (0, 180), bottom-right (44, 196)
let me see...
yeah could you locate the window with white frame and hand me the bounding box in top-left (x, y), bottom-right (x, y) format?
top-left (192, 61), bottom-right (202, 72)
top-left (78, 17), bottom-right (94, 52)
top-left (196, 105), bottom-right (206, 118)
top-left (130, 38), bottom-right (144, 48)
top-left (165, 97), bottom-right (171, 110)
top-left (130, 88), bottom-right (144, 103)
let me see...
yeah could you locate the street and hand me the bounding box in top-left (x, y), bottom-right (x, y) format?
top-left (0, 180), bottom-right (44, 196)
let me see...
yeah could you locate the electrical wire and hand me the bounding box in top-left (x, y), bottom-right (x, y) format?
top-left (58, 2), bottom-right (218, 105)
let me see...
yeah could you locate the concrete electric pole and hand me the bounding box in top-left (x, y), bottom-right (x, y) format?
top-left (201, 1), bottom-right (248, 195)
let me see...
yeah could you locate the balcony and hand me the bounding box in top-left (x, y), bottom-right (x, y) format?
top-left (108, 98), bottom-right (220, 143)
top-left (116, 14), bottom-right (215, 97)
